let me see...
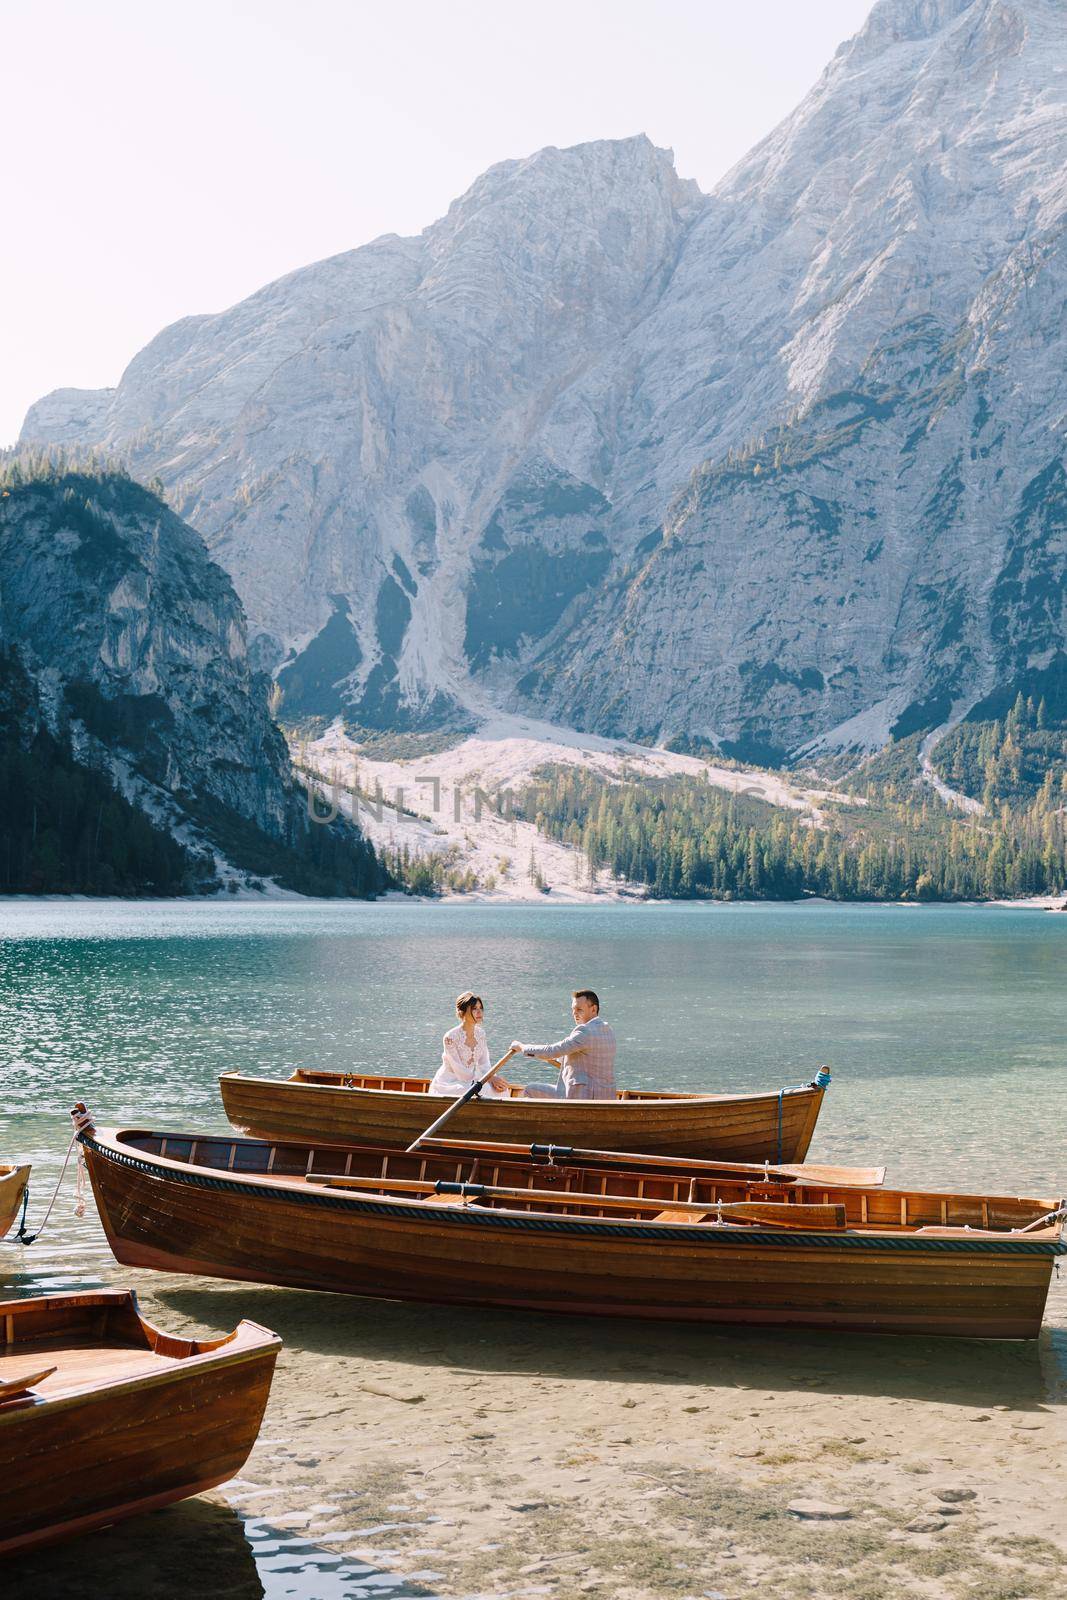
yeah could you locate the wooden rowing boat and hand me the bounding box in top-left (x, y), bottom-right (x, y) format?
top-left (220, 1068), bottom-right (829, 1162)
top-left (0, 1164), bottom-right (31, 1241)
top-left (0, 1289), bottom-right (280, 1556)
top-left (77, 1116), bottom-right (1066, 1339)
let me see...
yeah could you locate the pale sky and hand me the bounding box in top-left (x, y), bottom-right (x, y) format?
top-left (0, 0), bottom-right (874, 446)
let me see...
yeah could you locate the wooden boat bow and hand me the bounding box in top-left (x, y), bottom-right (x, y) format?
top-left (0, 1286), bottom-right (281, 1555)
top-left (0, 1163), bottom-right (32, 1242)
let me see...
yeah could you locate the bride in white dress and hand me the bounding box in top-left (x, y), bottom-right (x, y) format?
top-left (429, 991), bottom-right (512, 1098)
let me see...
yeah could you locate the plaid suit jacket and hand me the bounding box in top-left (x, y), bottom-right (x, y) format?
top-left (524, 1016), bottom-right (617, 1100)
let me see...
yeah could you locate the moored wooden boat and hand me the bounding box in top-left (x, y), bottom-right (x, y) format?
top-left (0, 1164), bottom-right (31, 1241)
top-left (220, 1068), bottom-right (830, 1162)
top-left (0, 1289), bottom-right (280, 1556)
top-left (77, 1115), bottom-right (1066, 1339)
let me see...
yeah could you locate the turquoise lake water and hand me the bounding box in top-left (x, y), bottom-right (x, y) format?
top-left (1, 899), bottom-right (1064, 1595)
top-left (1, 898), bottom-right (1065, 1293)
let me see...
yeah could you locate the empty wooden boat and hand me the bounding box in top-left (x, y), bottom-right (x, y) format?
top-left (77, 1114), bottom-right (1065, 1339)
top-left (0, 1163), bottom-right (31, 1240)
top-left (0, 1288), bottom-right (280, 1556)
top-left (220, 1068), bottom-right (830, 1162)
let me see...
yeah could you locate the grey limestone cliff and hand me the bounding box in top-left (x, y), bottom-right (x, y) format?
top-left (20, 0), bottom-right (1067, 758)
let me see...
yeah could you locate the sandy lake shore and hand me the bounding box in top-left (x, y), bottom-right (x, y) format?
top-left (8, 1261), bottom-right (1065, 1600)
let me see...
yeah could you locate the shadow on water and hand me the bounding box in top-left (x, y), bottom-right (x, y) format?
top-left (5, 1498), bottom-right (441, 1599)
top-left (156, 1283), bottom-right (1066, 1410)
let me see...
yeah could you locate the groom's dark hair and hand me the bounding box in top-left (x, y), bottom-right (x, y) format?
top-left (573, 989), bottom-right (599, 1011)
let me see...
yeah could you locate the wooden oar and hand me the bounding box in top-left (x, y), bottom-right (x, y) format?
top-left (404, 1049), bottom-right (520, 1155)
top-left (0, 1366), bottom-right (57, 1403)
top-left (417, 1137), bottom-right (885, 1188)
top-left (304, 1170), bottom-right (847, 1229)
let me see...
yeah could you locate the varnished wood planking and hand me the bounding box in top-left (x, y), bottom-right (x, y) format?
top-left (82, 1133), bottom-right (1062, 1339)
top-left (220, 1074), bottom-right (825, 1161)
top-left (0, 1290), bottom-right (280, 1556)
top-left (95, 1173), bottom-right (1052, 1340)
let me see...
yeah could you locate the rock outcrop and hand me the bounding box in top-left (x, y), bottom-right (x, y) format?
top-left (0, 464), bottom-right (384, 893)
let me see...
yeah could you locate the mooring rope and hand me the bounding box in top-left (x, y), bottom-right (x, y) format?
top-left (12, 1104), bottom-right (94, 1245)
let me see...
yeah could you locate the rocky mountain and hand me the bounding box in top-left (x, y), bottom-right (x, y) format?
top-left (0, 460), bottom-right (385, 894)
top-left (20, 0), bottom-right (1067, 761)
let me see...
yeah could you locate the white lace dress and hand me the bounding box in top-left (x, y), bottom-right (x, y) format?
top-left (428, 1022), bottom-right (509, 1098)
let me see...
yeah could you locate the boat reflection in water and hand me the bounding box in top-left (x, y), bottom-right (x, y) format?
top-left (3, 1496), bottom-right (444, 1599)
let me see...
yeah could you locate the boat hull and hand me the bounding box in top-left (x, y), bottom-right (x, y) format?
top-left (220, 1073), bottom-right (826, 1163)
top-left (0, 1292), bottom-right (280, 1556)
top-left (0, 1164), bottom-right (31, 1240)
top-left (82, 1132), bottom-right (1061, 1340)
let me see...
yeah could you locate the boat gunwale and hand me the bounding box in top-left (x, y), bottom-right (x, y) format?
top-left (224, 1070), bottom-right (824, 1110)
top-left (81, 1128), bottom-right (1067, 1257)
